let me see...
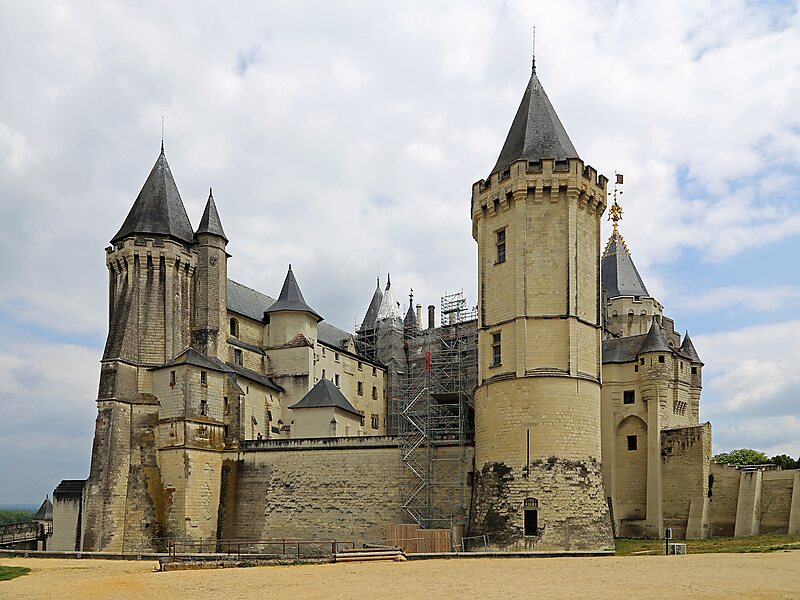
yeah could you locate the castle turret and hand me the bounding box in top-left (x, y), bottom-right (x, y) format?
top-left (602, 184), bottom-right (664, 338)
top-left (680, 331), bottom-right (703, 421)
top-left (375, 275), bottom-right (405, 434)
top-left (264, 265), bottom-right (321, 420)
top-left (84, 145), bottom-right (198, 552)
top-left (469, 54), bottom-right (613, 550)
top-left (356, 278), bottom-right (383, 360)
top-left (193, 189), bottom-right (229, 358)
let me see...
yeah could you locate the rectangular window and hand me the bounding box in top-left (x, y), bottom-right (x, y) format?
top-left (524, 509), bottom-right (539, 536)
top-left (691, 366), bottom-right (698, 375)
top-left (371, 414), bottom-right (379, 429)
top-left (623, 390), bottom-right (635, 405)
top-left (322, 368), bottom-right (326, 379)
top-left (322, 347), bottom-right (326, 356)
top-left (200, 399), bottom-right (207, 416)
top-left (223, 396), bottom-right (229, 415)
top-left (372, 366), bottom-right (377, 376)
top-left (640, 358), bottom-right (645, 366)
top-left (358, 361), bottom-right (363, 371)
top-left (627, 435), bottom-right (638, 451)
top-left (335, 353), bottom-right (340, 362)
top-left (170, 370), bottom-right (176, 386)
top-left (358, 381), bottom-right (364, 395)
top-left (334, 373), bottom-right (340, 387)
top-left (200, 371), bottom-right (207, 385)
top-left (372, 386), bottom-right (378, 400)
top-left (496, 228), bottom-right (506, 263)
top-left (491, 332), bottom-right (501, 367)
top-left (234, 349), bottom-right (243, 365)
top-left (659, 355), bottom-right (665, 363)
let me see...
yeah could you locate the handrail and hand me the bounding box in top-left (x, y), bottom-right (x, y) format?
top-left (166, 538), bottom-right (356, 560)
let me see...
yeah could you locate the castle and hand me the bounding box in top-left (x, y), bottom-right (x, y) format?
top-left (49, 53), bottom-right (800, 554)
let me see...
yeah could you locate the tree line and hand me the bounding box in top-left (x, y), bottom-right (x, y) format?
top-left (713, 448), bottom-right (799, 469)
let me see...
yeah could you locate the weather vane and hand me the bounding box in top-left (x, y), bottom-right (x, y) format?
top-left (608, 173), bottom-right (624, 233)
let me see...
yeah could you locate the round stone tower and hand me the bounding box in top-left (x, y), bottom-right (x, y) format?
top-left (469, 58), bottom-right (614, 551)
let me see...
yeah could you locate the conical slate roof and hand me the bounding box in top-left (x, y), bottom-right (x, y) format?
top-left (376, 274), bottom-right (402, 323)
top-left (639, 317), bottom-right (671, 354)
top-left (680, 331), bottom-right (702, 363)
top-left (404, 303), bottom-right (417, 329)
top-left (289, 378), bottom-right (362, 417)
top-left (492, 67), bottom-right (579, 174)
top-left (361, 278), bottom-right (383, 330)
top-left (111, 146), bottom-right (194, 244)
top-left (196, 188), bottom-right (228, 242)
top-left (33, 496), bottom-right (53, 521)
top-left (264, 265), bottom-right (322, 321)
top-left (602, 230), bottom-right (649, 299)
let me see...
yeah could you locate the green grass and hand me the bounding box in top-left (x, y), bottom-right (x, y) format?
top-left (615, 533), bottom-right (800, 556)
top-left (0, 566), bottom-right (31, 582)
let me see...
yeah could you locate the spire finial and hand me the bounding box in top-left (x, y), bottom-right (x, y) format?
top-left (386, 272), bottom-right (391, 290)
top-left (532, 26), bottom-right (536, 73)
top-left (608, 172), bottom-right (624, 234)
top-left (161, 115), bottom-right (165, 154)
top-left (209, 186), bottom-right (213, 198)
top-left (409, 288), bottom-right (414, 304)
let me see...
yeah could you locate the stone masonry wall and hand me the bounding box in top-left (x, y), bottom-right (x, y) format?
top-left (218, 437), bottom-right (404, 545)
top-left (660, 423), bottom-right (711, 539)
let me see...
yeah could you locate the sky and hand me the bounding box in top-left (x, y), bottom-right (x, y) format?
top-left (1, 0), bottom-right (799, 503)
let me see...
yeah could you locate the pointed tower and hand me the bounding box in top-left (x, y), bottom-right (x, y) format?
top-left (84, 146), bottom-right (198, 552)
top-left (193, 189), bottom-right (229, 358)
top-left (403, 290), bottom-right (418, 335)
top-left (680, 331), bottom-right (703, 421)
top-left (601, 183), bottom-right (664, 338)
top-left (356, 278), bottom-right (383, 360)
top-left (264, 265), bottom-right (322, 418)
top-left (375, 275), bottom-right (405, 435)
top-left (469, 52), bottom-right (613, 550)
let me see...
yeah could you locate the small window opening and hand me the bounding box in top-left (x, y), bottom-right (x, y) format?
top-left (623, 390), bottom-right (635, 405)
top-left (640, 358), bottom-right (645, 366)
top-left (627, 435), bottom-right (638, 451)
top-left (358, 381), bottom-right (364, 395)
top-left (658, 355), bottom-right (665, 363)
top-left (496, 228), bottom-right (506, 264)
top-left (691, 366), bottom-right (698, 375)
top-left (223, 396), bottom-right (229, 415)
top-left (234, 349), bottom-right (243, 366)
top-left (334, 373), bottom-right (340, 387)
top-left (372, 366), bottom-right (377, 376)
top-left (491, 332), bottom-right (502, 367)
top-left (371, 414), bottom-right (379, 429)
top-left (322, 368), bottom-right (326, 379)
top-left (358, 361), bottom-right (363, 371)
top-left (335, 353), bottom-right (340, 362)
top-left (230, 318), bottom-right (238, 338)
top-left (200, 399), bottom-right (208, 416)
top-left (372, 386), bottom-right (378, 400)
top-left (170, 370), bottom-right (176, 386)
top-left (200, 371), bottom-right (207, 385)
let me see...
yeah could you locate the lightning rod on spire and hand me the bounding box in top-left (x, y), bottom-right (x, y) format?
top-left (532, 26), bottom-right (536, 73)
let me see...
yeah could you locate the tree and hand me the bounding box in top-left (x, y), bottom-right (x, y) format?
top-left (769, 454), bottom-right (799, 470)
top-left (713, 448), bottom-right (769, 466)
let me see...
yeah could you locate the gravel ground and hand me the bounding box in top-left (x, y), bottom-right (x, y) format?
top-left (2, 551), bottom-right (799, 599)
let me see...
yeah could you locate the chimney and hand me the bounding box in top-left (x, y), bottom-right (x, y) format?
top-left (427, 305), bottom-right (435, 330)
top-left (415, 304), bottom-right (422, 331)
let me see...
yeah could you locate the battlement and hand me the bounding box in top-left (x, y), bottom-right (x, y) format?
top-left (473, 158), bottom-right (607, 196)
top-left (105, 235), bottom-right (197, 273)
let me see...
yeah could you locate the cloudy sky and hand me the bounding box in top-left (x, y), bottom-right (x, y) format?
top-left (1, 0), bottom-right (799, 503)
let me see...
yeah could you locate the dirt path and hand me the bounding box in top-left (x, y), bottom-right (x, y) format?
top-left (2, 551), bottom-right (799, 599)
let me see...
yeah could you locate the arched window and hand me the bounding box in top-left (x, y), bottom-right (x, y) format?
top-left (230, 317), bottom-right (238, 338)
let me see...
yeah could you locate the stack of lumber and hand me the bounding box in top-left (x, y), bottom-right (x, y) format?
top-left (334, 546), bottom-right (407, 563)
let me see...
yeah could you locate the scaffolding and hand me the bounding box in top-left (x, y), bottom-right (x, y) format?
top-left (398, 291), bottom-right (477, 530)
